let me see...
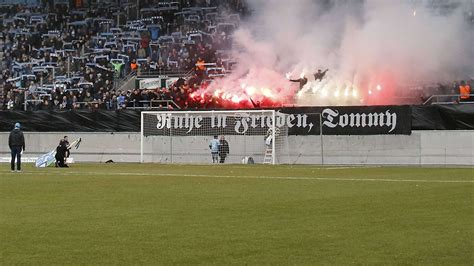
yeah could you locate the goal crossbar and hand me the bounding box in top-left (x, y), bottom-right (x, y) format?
top-left (140, 110), bottom-right (288, 164)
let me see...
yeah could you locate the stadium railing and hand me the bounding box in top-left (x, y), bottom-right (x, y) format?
top-left (423, 94), bottom-right (474, 105)
top-left (137, 69), bottom-right (194, 78)
top-left (21, 99), bottom-right (180, 111)
top-left (127, 99), bottom-right (180, 110)
top-left (114, 71), bottom-right (136, 90)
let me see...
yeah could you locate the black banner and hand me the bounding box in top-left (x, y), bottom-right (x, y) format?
top-left (1, 104), bottom-right (473, 135)
top-left (141, 106), bottom-right (410, 136)
top-left (281, 105), bottom-right (411, 135)
top-left (143, 112), bottom-right (279, 136)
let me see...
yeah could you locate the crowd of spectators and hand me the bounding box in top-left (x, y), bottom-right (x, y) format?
top-left (1, 0), bottom-right (471, 111)
top-left (1, 0), bottom-right (246, 110)
top-left (415, 79), bottom-right (472, 104)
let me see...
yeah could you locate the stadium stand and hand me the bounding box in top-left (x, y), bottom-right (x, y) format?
top-left (0, 0), bottom-right (471, 110)
top-left (0, 0), bottom-right (246, 111)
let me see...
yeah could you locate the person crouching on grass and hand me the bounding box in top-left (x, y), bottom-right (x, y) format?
top-left (55, 139), bottom-right (69, 168)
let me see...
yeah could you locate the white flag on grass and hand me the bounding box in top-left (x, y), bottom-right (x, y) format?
top-left (35, 138), bottom-right (82, 168)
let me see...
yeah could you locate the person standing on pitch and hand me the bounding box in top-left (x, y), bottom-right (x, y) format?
top-left (209, 135), bottom-right (220, 163)
top-left (218, 136), bottom-right (230, 163)
top-left (9, 122), bottom-right (25, 172)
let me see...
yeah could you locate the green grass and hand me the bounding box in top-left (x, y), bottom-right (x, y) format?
top-left (0, 164), bottom-right (473, 265)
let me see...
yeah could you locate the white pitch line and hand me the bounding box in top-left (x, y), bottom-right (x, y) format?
top-left (1, 171), bottom-right (473, 183)
top-left (321, 167), bottom-right (380, 170)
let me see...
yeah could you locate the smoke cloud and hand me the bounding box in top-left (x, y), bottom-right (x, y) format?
top-left (205, 0), bottom-right (473, 106)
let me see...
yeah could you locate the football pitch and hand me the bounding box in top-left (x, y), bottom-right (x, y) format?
top-left (0, 164), bottom-right (472, 265)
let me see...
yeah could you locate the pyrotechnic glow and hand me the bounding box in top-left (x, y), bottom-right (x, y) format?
top-left (261, 87), bottom-right (273, 98)
top-left (321, 89), bottom-right (328, 98)
top-left (312, 81), bottom-right (326, 93)
top-left (192, 0), bottom-right (471, 109)
top-left (246, 86), bottom-right (256, 96)
top-left (231, 95), bottom-right (240, 103)
top-left (352, 89), bottom-right (358, 98)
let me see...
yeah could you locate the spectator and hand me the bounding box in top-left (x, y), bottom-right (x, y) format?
top-left (82, 91), bottom-right (92, 108)
top-left (196, 57), bottom-right (206, 71)
top-left (130, 59), bottom-right (138, 73)
top-left (117, 92), bottom-right (126, 109)
top-left (314, 69), bottom-right (329, 81)
top-left (0, 0), bottom-right (249, 110)
top-left (111, 60), bottom-right (124, 78)
top-left (459, 80), bottom-right (471, 102)
top-left (137, 45), bottom-right (147, 59)
top-left (289, 76), bottom-right (308, 90)
top-left (40, 98), bottom-right (52, 110)
top-left (196, 57), bottom-right (206, 80)
top-left (72, 95), bottom-right (80, 109)
top-left (108, 95), bottom-right (118, 110)
top-left (129, 89), bottom-right (142, 107)
top-left (59, 95), bottom-right (70, 109)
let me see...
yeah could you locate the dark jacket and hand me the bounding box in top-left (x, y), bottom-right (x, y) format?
top-left (9, 129), bottom-right (25, 150)
top-left (314, 69), bottom-right (328, 81)
top-left (55, 142), bottom-right (68, 160)
top-left (64, 140), bottom-right (70, 157)
top-left (219, 140), bottom-right (229, 156)
top-left (290, 77), bottom-right (308, 90)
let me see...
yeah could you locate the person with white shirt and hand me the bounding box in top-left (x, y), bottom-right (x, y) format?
top-left (209, 135), bottom-right (220, 163)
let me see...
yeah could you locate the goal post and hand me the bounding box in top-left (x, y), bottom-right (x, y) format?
top-left (140, 110), bottom-right (290, 164)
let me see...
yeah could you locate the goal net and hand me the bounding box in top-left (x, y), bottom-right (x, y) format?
top-left (141, 110), bottom-right (290, 164)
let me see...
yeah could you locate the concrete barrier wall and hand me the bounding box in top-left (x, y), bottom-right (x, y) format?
top-left (0, 131), bottom-right (472, 165)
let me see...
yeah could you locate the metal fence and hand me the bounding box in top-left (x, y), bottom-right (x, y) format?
top-left (423, 94), bottom-right (474, 105)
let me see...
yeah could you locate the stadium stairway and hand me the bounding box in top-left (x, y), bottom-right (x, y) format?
top-left (114, 72), bottom-right (137, 91)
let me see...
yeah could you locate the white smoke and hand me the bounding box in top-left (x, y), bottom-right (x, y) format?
top-left (337, 0), bottom-right (472, 84)
top-left (205, 0), bottom-right (473, 106)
